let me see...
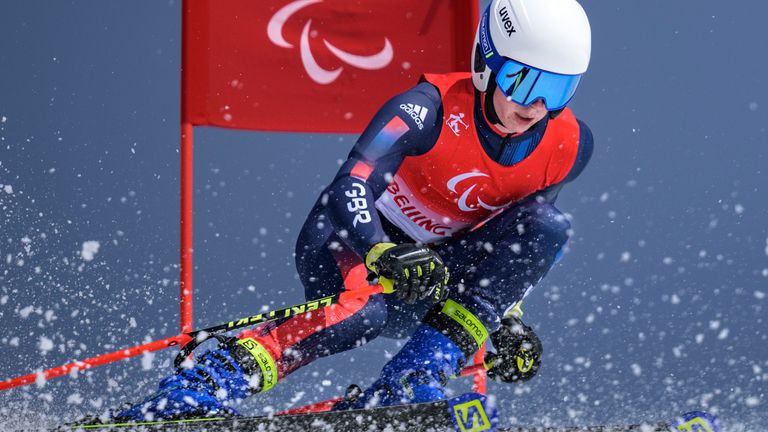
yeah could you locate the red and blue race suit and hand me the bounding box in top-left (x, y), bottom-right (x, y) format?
top-left (237, 73), bottom-right (593, 402)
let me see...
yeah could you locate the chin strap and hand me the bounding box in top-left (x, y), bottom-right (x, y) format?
top-left (548, 108), bottom-right (565, 119)
top-left (482, 73), bottom-right (502, 126)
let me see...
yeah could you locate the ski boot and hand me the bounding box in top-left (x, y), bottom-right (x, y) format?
top-left (334, 322), bottom-right (468, 410)
top-left (110, 336), bottom-right (270, 422)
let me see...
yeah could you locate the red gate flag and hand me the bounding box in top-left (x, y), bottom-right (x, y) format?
top-left (182, 0), bottom-right (479, 133)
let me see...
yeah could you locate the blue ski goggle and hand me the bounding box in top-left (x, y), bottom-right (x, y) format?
top-left (478, 6), bottom-right (582, 111)
top-left (494, 59), bottom-right (581, 111)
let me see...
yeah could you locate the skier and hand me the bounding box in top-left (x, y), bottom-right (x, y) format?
top-left (113, 0), bottom-right (593, 421)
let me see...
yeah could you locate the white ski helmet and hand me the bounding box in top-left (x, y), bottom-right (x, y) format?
top-left (471, 0), bottom-right (592, 110)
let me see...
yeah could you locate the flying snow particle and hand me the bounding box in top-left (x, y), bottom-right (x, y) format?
top-left (734, 204), bottom-right (744, 214)
top-left (672, 345), bottom-right (683, 358)
top-left (80, 241), bottom-right (100, 261)
top-left (630, 364), bottom-right (642, 377)
top-left (749, 102), bottom-right (759, 112)
top-left (745, 396), bottom-right (760, 407)
top-left (1, 116), bottom-right (6, 123)
top-left (620, 252), bottom-right (631, 262)
top-left (39, 336), bottom-right (54, 353)
top-left (179, 357), bottom-right (195, 370)
top-left (183, 395), bottom-right (200, 407)
top-left (66, 393), bottom-right (84, 405)
top-left (36, 371), bottom-right (46, 388)
top-left (3, 184), bottom-right (12, 194)
top-left (141, 351), bottom-right (155, 370)
top-left (765, 238), bottom-right (768, 256)
top-left (290, 391), bottom-right (306, 404)
top-left (19, 305), bottom-right (34, 318)
top-left (755, 291), bottom-right (766, 300)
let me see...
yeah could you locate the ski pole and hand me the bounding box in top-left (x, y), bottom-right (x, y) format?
top-left (172, 282), bottom-right (386, 367)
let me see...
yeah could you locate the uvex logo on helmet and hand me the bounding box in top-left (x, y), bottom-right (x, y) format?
top-left (497, 5), bottom-right (517, 37)
top-left (267, 0), bottom-right (394, 85)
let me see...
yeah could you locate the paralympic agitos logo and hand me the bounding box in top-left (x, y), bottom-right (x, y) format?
top-left (267, 0), bottom-right (394, 84)
top-left (447, 172), bottom-right (513, 212)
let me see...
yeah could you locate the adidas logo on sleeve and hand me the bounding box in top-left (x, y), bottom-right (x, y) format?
top-left (399, 103), bottom-right (428, 130)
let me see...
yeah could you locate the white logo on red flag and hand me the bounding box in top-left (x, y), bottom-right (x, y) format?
top-left (267, 0), bottom-right (394, 85)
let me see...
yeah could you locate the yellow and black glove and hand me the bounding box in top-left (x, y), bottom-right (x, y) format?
top-left (484, 308), bottom-right (543, 383)
top-left (365, 242), bottom-right (449, 304)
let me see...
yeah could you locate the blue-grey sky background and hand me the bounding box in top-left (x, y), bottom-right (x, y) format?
top-left (1, 1), bottom-right (766, 430)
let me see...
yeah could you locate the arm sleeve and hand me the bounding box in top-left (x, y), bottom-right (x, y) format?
top-left (535, 118), bottom-right (594, 203)
top-left (563, 119), bottom-right (594, 183)
top-left (324, 82), bottom-right (443, 259)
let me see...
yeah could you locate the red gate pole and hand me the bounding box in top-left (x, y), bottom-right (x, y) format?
top-left (471, 345), bottom-right (487, 394)
top-left (179, 0), bottom-right (194, 334)
top-left (179, 122), bottom-right (194, 334)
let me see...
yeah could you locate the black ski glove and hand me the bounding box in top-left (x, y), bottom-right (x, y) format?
top-left (484, 314), bottom-right (543, 383)
top-left (365, 243), bottom-right (449, 304)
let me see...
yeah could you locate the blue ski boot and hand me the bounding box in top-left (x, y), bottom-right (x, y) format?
top-left (335, 322), bottom-right (468, 410)
top-left (113, 337), bottom-right (269, 422)
top-left (335, 298), bottom-right (496, 410)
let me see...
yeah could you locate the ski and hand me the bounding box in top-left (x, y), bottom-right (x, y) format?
top-left (498, 410), bottom-right (721, 432)
top-left (62, 397), bottom-right (720, 432)
top-left (65, 393), bottom-right (498, 432)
